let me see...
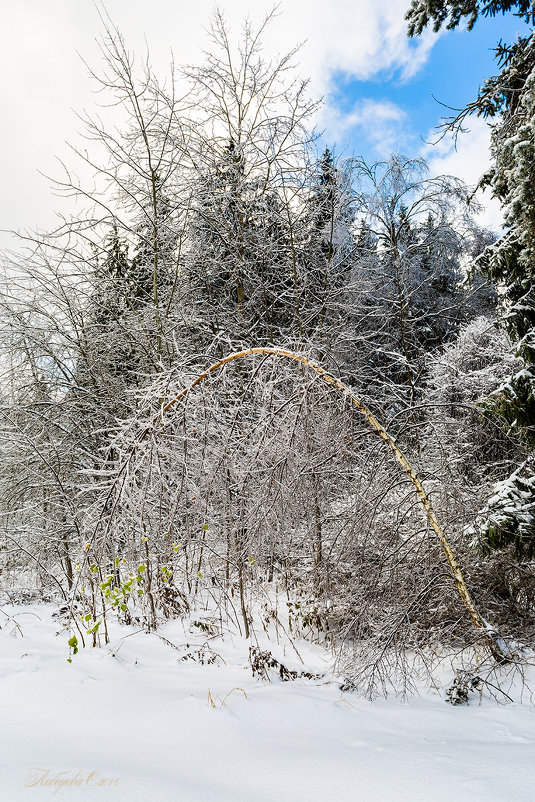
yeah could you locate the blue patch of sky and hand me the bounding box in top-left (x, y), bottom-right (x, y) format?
top-left (326, 14), bottom-right (532, 159)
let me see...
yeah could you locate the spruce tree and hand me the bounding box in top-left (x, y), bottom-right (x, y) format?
top-left (406, 0), bottom-right (535, 557)
top-left (351, 156), bottom-right (470, 416)
top-left (300, 148), bottom-right (355, 359)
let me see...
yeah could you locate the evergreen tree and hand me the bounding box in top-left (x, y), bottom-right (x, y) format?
top-left (187, 138), bottom-right (305, 349)
top-left (130, 180), bottom-right (178, 308)
top-left (301, 148), bottom-right (355, 343)
top-left (94, 223), bottom-right (131, 324)
top-left (90, 223), bottom-right (145, 386)
top-left (350, 156), bottom-right (470, 416)
top-left (407, 0), bottom-right (535, 557)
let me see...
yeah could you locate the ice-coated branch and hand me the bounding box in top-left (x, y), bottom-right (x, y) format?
top-left (157, 346), bottom-right (507, 662)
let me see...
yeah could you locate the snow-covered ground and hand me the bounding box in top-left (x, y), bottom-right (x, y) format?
top-left (1, 602), bottom-right (535, 802)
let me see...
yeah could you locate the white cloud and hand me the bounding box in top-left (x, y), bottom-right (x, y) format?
top-left (422, 117), bottom-right (503, 232)
top-left (320, 98), bottom-right (409, 157)
top-left (0, 0), bottom-right (439, 249)
top-left (263, 0), bottom-right (438, 93)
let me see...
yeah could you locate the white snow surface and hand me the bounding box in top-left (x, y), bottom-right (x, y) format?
top-left (1, 603), bottom-right (535, 802)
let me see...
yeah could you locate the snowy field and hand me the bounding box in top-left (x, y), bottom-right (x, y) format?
top-left (1, 602), bottom-right (535, 802)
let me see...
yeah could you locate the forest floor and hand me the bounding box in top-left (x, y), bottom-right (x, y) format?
top-left (1, 600), bottom-right (535, 801)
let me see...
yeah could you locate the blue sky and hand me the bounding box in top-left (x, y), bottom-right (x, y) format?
top-left (322, 12), bottom-right (532, 161)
